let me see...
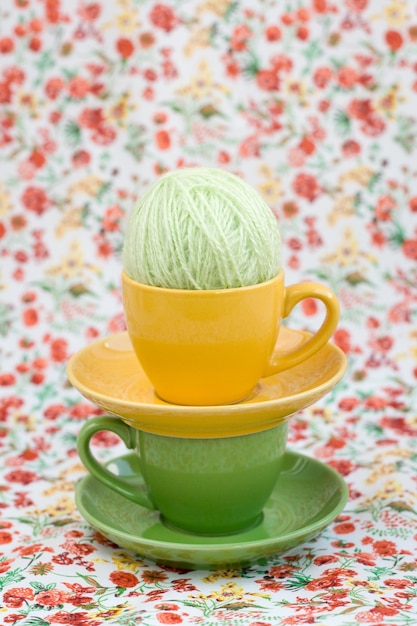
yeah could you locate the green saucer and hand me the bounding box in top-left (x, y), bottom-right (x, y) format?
top-left (75, 451), bottom-right (348, 569)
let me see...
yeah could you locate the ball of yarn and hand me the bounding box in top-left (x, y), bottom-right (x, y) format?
top-left (122, 167), bottom-right (281, 290)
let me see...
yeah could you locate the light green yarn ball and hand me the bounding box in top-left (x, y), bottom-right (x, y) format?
top-left (122, 167), bottom-right (281, 290)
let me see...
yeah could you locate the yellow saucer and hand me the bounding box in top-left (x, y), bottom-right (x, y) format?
top-left (67, 329), bottom-right (347, 438)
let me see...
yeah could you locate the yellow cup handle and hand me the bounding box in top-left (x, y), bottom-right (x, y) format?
top-left (263, 282), bottom-right (340, 376)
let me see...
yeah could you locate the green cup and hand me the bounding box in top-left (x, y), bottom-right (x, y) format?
top-left (77, 416), bottom-right (289, 536)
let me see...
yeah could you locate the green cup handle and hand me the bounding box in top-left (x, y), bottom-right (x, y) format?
top-left (77, 415), bottom-right (155, 510)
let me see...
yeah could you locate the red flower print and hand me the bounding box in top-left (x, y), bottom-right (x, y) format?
top-left (296, 25), bottom-right (309, 40)
top-left (356, 606), bottom-right (398, 622)
top-left (301, 298), bottom-right (318, 316)
top-left (338, 396), bottom-right (360, 411)
top-left (22, 308), bottom-right (39, 326)
top-left (21, 186), bottom-right (50, 215)
top-left (155, 129), bottom-right (171, 150)
top-left (156, 614), bottom-right (183, 625)
top-left (72, 150), bottom-right (91, 167)
top-left (361, 114), bottom-right (385, 137)
top-left (256, 69), bottom-right (279, 91)
top-left (0, 37), bottom-right (14, 54)
top-left (0, 373), bottom-right (16, 386)
top-left (109, 571), bottom-right (139, 588)
top-left (347, 98), bottom-right (373, 120)
top-left (333, 521), bottom-right (355, 534)
top-left (78, 107), bottom-right (104, 129)
top-left (409, 196), bottom-right (417, 212)
top-left (265, 25), bottom-right (281, 41)
top-left (52, 553), bottom-right (74, 566)
top-left (45, 76), bottom-right (64, 100)
top-left (68, 77), bottom-right (90, 99)
top-left (385, 30), bottom-right (404, 51)
top-left (312, 0), bottom-right (329, 12)
top-left (149, 4), bottom-right (177, 32)
top-left (313, 66), bottom-right (332, 88)
top-left (328, 459), bottom-right (355, 476)
top-left (0, 530), bottom-right (12, 544)
top-left (4, 470), bottom-right (38, 485)
top-left (116, 38), bottom-right (135, 59)
top-left (305, 573), bottom-right (341, 590)
top-left (269, 564), bottom-right (299, 578)
top-left (292, 172), bottom-right (320, 202)
top-left (402, 239), bottom-right (417, 260)
top-left (92, 124), bottom-right (116, 145)
top-left (239, 135), bottom-right (260, 157)
top-left (50, 338), bottom-right (68, 362)
top-left (346, 0), bottom-right (368, 10)
top-left (141, 570), bottom-right (168, 584)
top-left (36, 590), bottom-right (69, 607)
top-left (231, 24), bottom-right (252, 51)
top-left (91, 430), bottom-right (120, 447)
top-left (44, 610), bottom-right (96, 624)
top-left (337, 67), bottom-right (358, 88)
top-left (78, 3), bottom-right (101, 21)
top-left (373, 540), bottom-right (397, 556)
top-left (384, 578), bottom-right (410, 588)
top-left (61, 541), bottom-right (95, 556)
top-left (313, 555), bottom-right (339, 566)
top-left (3, 587), bottom-right (35, 608)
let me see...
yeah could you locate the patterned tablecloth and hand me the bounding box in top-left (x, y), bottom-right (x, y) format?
top-left (2, 0), bottom-right (417, 624)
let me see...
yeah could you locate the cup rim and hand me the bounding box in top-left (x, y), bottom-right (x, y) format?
top-left (121, 269), bottom-right (284, 294)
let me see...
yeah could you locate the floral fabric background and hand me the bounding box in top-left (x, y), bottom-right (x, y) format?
top-left (1, 0), bottom-right (417, 624)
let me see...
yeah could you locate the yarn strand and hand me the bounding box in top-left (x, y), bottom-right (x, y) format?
top-left (123, 167), bottom-right (281, 290)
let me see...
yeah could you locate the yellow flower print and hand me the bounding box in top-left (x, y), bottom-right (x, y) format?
top-left (334, 228), bottom-right (360, 266)
top-left (16, 90), bottom-right (39, 117)
top-left (115, 10), bottom-right (140, 34)
top-left (202, 569), bottom-right (241, 583)
top-left (259, 179), bottom-right (282, 203)
top-left (106, 94), bottom-right (132, 127)
top-left (183, 26), bottom-right (212, 57)
top-left (91, 608), bottom-right (126, 621)
top-left (338, 165), bottom-right (375, 188)
top-left (55, 206), bottom-right (83, 238)
top-left (196, 0), bottom-right (231, 17)
top-left (211, 582), bottom-right (245, 603)
top-left (345, 578), bottom-right (383, 595)
top-left (111, 550), bottom-right (145, 571)
top-left (47, 240), bottom-right (100, 279)
top-left (44, 496), bottom-right (76, 517)
top-left (384, 1), bottom-right (409, 26)
top-left (177, 59), bottom-right (229, 100)
top-left (327, 195), bottom-right (356, 226)
top-left (284, 78), bottom-right (307, 105)
top-left (375, 86), bottom-right (399, 119)
top-left (0, 183), bottom-right (11, 216)
top-left (101, 0), bottom-right (140, 33)
top-left (68, 175), bottom-right (105, 198)
top-left (257, 164), bottom-right (282, 204)
top-left (43, 480), bottom-right (75, 496)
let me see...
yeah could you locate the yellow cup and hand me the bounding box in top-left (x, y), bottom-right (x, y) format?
top-left (121, 270), bottom-right (339, 406)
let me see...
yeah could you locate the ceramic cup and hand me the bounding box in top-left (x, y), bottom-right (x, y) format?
top-left (121, 269), bottom-right (340, 406)
top-left (77, 415), bottom-right (289, 536)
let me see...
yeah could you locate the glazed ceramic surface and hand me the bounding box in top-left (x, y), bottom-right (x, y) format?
top-left (67, 327), bottom-right (347, 437)
top-left (122, 270), bottom-right (339, 405)
top-left (77, 417), bottom-right (289, 535)
top-left (75, 451), bottom-right (348, 570)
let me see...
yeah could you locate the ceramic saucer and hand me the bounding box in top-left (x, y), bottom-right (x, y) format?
top-left (76, 450), bottom-right (348, 570)
top-left (67, 328), bottom-right (347, 437)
